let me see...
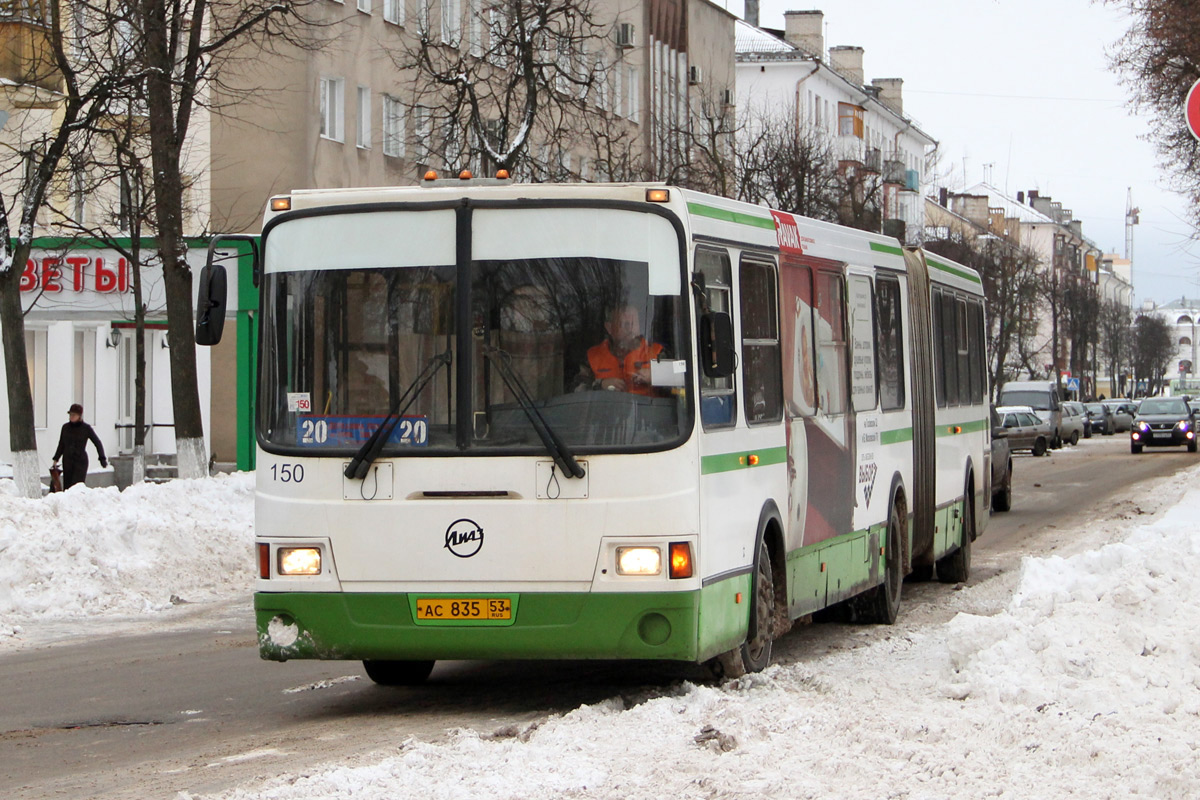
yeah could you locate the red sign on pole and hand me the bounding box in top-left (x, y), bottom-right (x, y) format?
top-left (1186, 78), bottom-right (1200, 141)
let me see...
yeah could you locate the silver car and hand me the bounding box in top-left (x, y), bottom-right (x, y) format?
top-left (1059, 401), bottom-right (1086, 445)
top-left (1103, 400), bottom-right (1136, 433)
top-left (996, 405), bottom-right (1053, 457)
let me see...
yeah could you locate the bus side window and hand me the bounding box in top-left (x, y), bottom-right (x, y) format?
top-left (816, 271), bottom-right (848, 415)
top-left (937, 290), bottom-right (960, 406)
top-left (967, 299), bottom-right (985, 403)
top-left (956, 298), bottom-right (970, 404)
top-left (740, 257), bottom-right (783, 425)
top-left (875, 276), bottom-right (905, 410)
top-left (696, 247), bottom-right (737, 429)
top-left (848, 275), bottom-right (877, 412)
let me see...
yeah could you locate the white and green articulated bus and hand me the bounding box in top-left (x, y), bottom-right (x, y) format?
top-left (196, 180), bottom-right (990, 684)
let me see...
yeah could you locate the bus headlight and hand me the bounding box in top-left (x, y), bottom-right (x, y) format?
top-left (278, 547), bottom-right (322, 576)
top-left (616, 546), bottom-right (662, 576)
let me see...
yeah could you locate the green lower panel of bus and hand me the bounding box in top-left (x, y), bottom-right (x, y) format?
top-left (255, 580), bottom-right (751, 664)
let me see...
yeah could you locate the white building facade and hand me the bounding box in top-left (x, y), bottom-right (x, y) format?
top-left (734, 10), bottom-right (935, 243)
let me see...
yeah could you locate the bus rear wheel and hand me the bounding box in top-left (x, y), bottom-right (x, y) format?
top-left (363, 659), bottom-right (436, 686)
top-left (855, 500), bottom-right (904, 624)
top-left (937, 490), bottom-right (973, 584)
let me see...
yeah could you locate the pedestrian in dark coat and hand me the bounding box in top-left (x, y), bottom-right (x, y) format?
top-left (52, 404), bottom-right (107, 490)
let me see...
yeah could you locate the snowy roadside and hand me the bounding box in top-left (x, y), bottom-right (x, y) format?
top-left (0, 473), bottom-right (255, 648)
top-left (189, 461), bottom-right (1200, 800)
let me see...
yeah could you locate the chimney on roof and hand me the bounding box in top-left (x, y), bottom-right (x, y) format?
top-left (871, 78), bottom-right (902, 114)
top-left (939, 187), bottom-right (948, 207)
top-left (1028, 190), bottom-right (1039, 204)
top-left (783, 10), bottom-right (824, 58)
top-left (1017, 191), bottom-right (1024, 203)
top-left (829, 46), bottom-right (864, 86)
top-left (745, 0), bottom-right (759, 28)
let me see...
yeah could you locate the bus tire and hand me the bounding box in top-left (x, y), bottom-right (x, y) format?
top-left (855, 500), bottom-right (904, 624)
top-left (363, 659), bottom-right (436, 686)
top-left (937, 489), bottom-right (973, 584)
top-left (740, 537), bottom-right (776, 673)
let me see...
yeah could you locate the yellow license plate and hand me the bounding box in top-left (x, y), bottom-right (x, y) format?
top-left (415, 598), bottom-right (512, 621)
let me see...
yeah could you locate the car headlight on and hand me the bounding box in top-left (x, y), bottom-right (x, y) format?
top-left (278, 547), bottom-right (322, 576)
top-left (616, 546), bottom-right (662, 576)
top-left (1137, 421), bottom-right (1151, 432)
top-left (1176, 420), bottom-right (1190, 431)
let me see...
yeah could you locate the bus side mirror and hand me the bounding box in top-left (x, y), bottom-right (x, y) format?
top-left (195, 262), bottom-right (228, 346)
top-left (700, 312), bottom-right (735, 378)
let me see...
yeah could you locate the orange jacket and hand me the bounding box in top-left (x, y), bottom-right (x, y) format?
top-left (587, 338), bottom-right (664, 396)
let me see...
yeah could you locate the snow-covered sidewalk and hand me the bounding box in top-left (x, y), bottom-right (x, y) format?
top-left (0, 473), bottom-right (254, 644)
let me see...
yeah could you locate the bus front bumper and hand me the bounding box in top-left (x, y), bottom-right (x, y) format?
top-left (254, 590), bottom-right (714, 663)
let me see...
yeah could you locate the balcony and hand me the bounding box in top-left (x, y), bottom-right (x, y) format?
top-left (0, 3), bottom-right (62, 95)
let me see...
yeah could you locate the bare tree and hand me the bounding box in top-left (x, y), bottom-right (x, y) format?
top-left (132, 0), bottom-right (313, 478)
top-left (1098, 298), bottom-right (1132, 397)
top-left (1105, 0), bottom-right (1200, 227)
top-left (395, 0), bottom-right (616, 175)
top-left (1131, 312), bottom-right (1174, 396)
top-left (0, 0), bottom-right (149, 497)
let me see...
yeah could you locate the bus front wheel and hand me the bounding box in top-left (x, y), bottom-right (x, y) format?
top-left (363, 659), bottom-right (436, 686)
top-left (709, 537), bottom-right (776, 679)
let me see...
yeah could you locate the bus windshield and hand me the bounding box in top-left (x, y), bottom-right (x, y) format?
top-left (258, 206), bottom-right (690, 455)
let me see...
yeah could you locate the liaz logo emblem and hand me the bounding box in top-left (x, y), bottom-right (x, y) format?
top-left (445, 518), bottom-right (484, 558)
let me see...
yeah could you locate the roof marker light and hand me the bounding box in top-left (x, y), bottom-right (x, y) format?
top-left (459, 169), bottom-right (473, 180)
top-left (496, 169), bottom-right (510, 179)
top-left (270, 196), bottom-right (291, 212)
top-left (646, 188), bottom-right (670, 203)
top-left (423, 170), bottom-right (439, 181)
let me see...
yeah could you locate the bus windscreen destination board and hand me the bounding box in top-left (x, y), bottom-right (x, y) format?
top-left (296, 416), bottom-right (429, 447)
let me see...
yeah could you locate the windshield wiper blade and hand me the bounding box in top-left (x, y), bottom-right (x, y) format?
top-left (483, 346), bottom-right (585, 479)
top-left (343, 349), bottom-right (452, 480)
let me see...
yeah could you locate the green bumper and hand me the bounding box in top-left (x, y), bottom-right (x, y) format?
top-left (255, 589), bottom-right (732, 663)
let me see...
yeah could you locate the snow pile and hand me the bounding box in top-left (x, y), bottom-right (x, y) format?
top-left (0, 474), bottom-right (254, 640)
top-left (197, 475), bottom-right (1200, 800)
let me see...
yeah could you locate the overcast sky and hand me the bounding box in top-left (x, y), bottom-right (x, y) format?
top-left (728, 0), bottom-right (1198, 307)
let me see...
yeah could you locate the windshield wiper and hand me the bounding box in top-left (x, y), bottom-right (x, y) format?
top-left (343, 349), bottom-right (452, 480)
top-left (482, 345), bottom-right (586, 479)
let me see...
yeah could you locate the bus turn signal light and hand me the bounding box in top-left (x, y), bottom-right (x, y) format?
top-left (257, 543), bottom-right (270, 579)
top-left (669, 542), bottom-right (693, 579)
top-left (748, 454), bottom-right (760, 466)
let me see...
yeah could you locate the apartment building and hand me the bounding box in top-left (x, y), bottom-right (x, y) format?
top-left (734, 9), bottom-right (935, 243)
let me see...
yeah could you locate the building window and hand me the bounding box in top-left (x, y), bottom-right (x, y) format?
top-left (356, 86), bottom-right (371, 148)
top-left (626, 66), bottom-right (639, 122)
top-left (838, 102), bottom-right (864, 138)
top-left (441, 0), bottom-right (460, 44)
top-left (382, 95), bottom-right (404, 157)
top-left (320, 77), bottom-right (345, 142)
top-left (1177, 315), bottom-right (1193, 325)
top-left (25, 329), bottom-right (47, 429)
top-left (1180, 336), bottom-right (1192, 347)
top-left (357, 0), bottom-right (370, 13)
top-left (384, 0), bottom-right (403, 23)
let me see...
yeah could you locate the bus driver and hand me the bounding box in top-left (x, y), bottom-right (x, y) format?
top-left (577, 304), bottom-right (663, 396)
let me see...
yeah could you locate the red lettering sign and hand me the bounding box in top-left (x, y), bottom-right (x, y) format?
top-left (19, 259), bottom-right (37, 292)
top-left (67, 256), bottom-right (88, 291)
top-left (41, 257), bottom-right (63, 293)
top-left (95, 258), bottom-right (118, 292)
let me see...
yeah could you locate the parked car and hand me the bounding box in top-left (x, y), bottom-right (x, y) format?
top-left (1103, 400), bottom-right (1137, 433)
top-left (1085, 402), bottom-right (1114, 435)
top-left (996, 405), bottom-right (1053, 457)
top-left (990, 406), bottom-right (1013, 512)
top-left (997, 381), bottom-right (1064, 448)
top-left (1059, 401), bottom-right (1086, 445)
top-left (1130, 396), bottom-right (1199, 453)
